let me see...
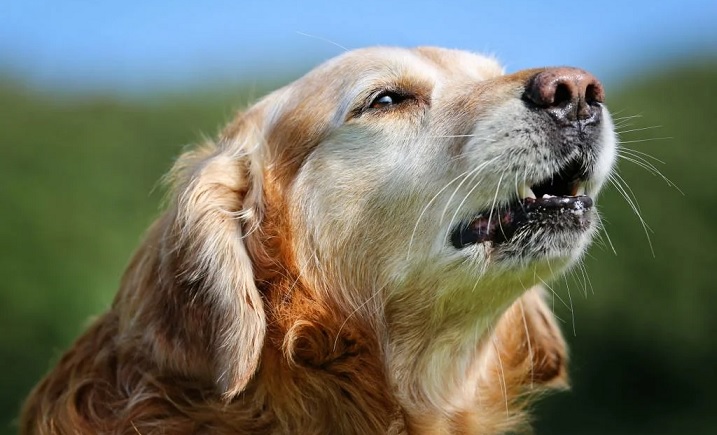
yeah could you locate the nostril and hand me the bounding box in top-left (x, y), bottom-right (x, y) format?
top-left (585, 83), bottom-right (604, 105)
top-left (553, 83), bottom-right (573, 106)
top-left (585, 84), bottom-right (596, 103)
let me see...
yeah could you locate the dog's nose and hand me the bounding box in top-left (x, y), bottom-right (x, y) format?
top-left (524, 67), bottom-right (604, 125)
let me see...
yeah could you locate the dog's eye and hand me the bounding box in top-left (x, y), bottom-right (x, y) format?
top-left (369, 91), bottom-right (407, 109)
top-left (348, 89), bottom-right (416, 119)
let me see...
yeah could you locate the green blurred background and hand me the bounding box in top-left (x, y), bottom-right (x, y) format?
top-left (2, 1), bottom-right (717, 434)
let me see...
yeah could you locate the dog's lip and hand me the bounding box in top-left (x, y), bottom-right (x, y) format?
top-left (450, 194), bottom-right (593, 249)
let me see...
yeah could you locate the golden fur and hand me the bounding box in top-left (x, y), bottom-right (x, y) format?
top-left (21, 46), bottom-right (617, 434)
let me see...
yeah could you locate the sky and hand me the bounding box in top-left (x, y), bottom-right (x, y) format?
top-left (1, 0), bottom-right (716, 94)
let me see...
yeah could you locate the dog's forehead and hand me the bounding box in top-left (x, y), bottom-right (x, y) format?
top-left (414, 46), bottom-right (504, 80)
top-left (291, 46), bottom-right (504, 92)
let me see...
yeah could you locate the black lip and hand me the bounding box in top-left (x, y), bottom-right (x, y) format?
top-left (523, 195), bottom-right (593, 211)
top-left (450, 195), bottom-right (593, 249)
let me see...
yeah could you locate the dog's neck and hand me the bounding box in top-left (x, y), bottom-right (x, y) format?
top-left (381, 279), bottom-right (514, 425)
top-left (256, 271), bottom-right (534, 433)
top-left (257, 276), bottom-right (405, 433)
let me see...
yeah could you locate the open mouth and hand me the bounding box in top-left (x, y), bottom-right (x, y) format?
top-left (451, 159), bottom-right (594, 249)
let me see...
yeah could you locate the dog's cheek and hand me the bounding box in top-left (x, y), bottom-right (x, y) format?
top-left (289, 148), bottom-right (418, 264)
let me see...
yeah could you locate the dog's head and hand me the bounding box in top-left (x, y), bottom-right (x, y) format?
top-left (118, 46), bottom-right (616, 416)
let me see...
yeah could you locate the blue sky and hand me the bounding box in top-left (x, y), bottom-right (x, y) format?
top-left (1, 0), bottom-right (716, 93)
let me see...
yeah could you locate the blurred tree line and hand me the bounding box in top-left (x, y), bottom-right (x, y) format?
top-left (1, 60), bottom-right (715, 434)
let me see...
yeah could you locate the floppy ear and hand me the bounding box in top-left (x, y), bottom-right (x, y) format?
top-left (492, 286), bottom-right (568, 390)
top-left (170, 140), bottom-right (266, 399)
top-left (119, 126), bottom-right (266, 400)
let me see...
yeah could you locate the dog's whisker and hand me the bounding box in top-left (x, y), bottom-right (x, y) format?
top-left (295, 31), bottom-right (350, 52)
top-left (619, 146), bottom-right (666, 164)
top-left (485, 173), bottom-right (505, 235)
top-left (595, 210), bottom-right (617, 255)
top-left (439, 163), bottom-right (486, 225)
top-left (617, 151), bottom-right (683, 194)
top-left (608, 173), bottom-right (655, 256)
top-left (611, 113), bottom-right (643, 121)
top-left (617, 154), bottom-right (678, 188)
top-left (537, 275), bottom-right (571, 312)
top-left (444, 158), bottom-right (500, 242)
top-left (616, 125), bottom-right (663, 135)
top-left (619, 136), bottom-right (672, 144)
top-left (578, 261), bottom-right (594, 297)
top-left (426, 133), bottom-right (480, 139)
top-left (333, 283), bottom-right (387, 353)
top-left (562, 274), bottom-right (577, 337)
top-left (408, 167), bottom-right (474, 260)
top-left (489, 328), bottom-right (510, 417)
top-left (515, 280), bottom-right (536, 390)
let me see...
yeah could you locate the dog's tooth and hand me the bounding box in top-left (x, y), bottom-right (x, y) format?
top-left (526, 187), bottom-right (537, 199)
top-left (518, 184), bottom-right (536, 199)
top-left (570, 183), bottom-right (586, 196)
top-left (542, 194), bottom-right (555, 199)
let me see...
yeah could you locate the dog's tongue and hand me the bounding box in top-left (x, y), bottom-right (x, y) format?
top-left (456, 211), bottom-right (514, 245)
top-left (471, 212), bottom-right (512, 237)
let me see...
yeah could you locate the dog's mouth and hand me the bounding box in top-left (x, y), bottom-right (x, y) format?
top-left (450, 159), bottom-right (594, 249)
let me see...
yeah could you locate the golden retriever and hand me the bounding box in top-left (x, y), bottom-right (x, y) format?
top-left (21, 46), bottom-right (616, 434)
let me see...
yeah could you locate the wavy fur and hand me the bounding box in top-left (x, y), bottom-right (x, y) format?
top-left (21, 46), bottom-right (617, 434)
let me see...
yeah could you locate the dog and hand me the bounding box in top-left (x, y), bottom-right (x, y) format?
top-left (21, 46), bottom-right (616, 434)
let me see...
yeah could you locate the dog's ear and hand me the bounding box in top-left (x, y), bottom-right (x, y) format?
top-left (492, 286), bottom-right (569, 390)
top-left (119, 118), bottom-right (267, 401)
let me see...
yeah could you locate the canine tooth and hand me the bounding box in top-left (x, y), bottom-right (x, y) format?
top-left (518, 184), bottom-right (536, 199)
top-left (542, 194), bottom-right (555, 199)
top-left (570, 183), bottom-right (586, 196)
